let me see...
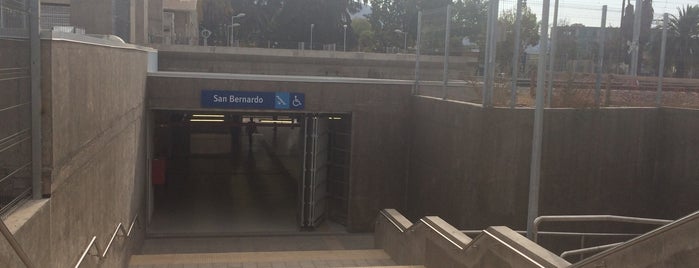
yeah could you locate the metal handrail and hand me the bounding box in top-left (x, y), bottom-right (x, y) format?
top-left (0, 218), bottom-right (35, 268)
top-left (74, 215), bottom-right (139, 268)
top-left (560, 242), bottom-right (624, 259)
top-left (532, 215), bottom-right (672, 243)
top-left (531, 214), bottom-right (673, 262)
top-left (463, 229), bottom-right (642, 238)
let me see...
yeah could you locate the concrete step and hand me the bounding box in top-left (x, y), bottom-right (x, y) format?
top-left (129, 249), bottom-right (404, 268)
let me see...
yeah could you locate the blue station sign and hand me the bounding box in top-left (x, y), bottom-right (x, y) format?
top-left (201, 90), bottom-right (305, 110)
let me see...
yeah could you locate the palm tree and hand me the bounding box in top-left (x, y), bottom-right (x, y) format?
top-left (667, 5), bottom-right (699, 77)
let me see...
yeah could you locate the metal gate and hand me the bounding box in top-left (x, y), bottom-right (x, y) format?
top-left (326, 115), bottom-right (351, 225)
top-left (300, 115), bottom-right (329, 228)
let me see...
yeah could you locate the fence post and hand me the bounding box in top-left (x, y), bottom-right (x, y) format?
top-left (527, 0), bottom-right (550, 241)
top-left (656, 13), bottom-right (668, 107)
top-left (546, 0), bottom-right (559, 107)
top-left (511, 0), bottom-right (523, 108)
top-left (442, 5), bottom-right (452, 100)
top-left (414, 10), bottom-right (422, 95)
top-left (595, 6), bottom-right (607, 107)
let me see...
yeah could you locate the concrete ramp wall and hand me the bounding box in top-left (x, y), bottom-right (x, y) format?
top-left (375, 209), bottom-right (570, 268)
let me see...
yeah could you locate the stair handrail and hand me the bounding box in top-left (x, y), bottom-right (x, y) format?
top-left (560, 242), bottom-right (624, 259)
top-left (0, 217), bottom-right (35, 268)
top-left (532, 215), bottom-right (672, 243)
top-left (74, 215), bottom-right (139, 268)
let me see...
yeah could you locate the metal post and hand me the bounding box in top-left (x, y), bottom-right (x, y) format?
top-left (489, 0), bottom-right (499, 106)
top-left (310, 24), bottom-right (314, 50)
top-left (414, 10), bottom-right (422, 95)
top-left (657, 13), bottom-right (668, 106)
top-left (483, 1), bottom-right (493, 106)
top-left (442, 5), bottom-right (452, 100)
top-left (403, 32), bottom-right (407, 52)
top-left (595, 6), bottom-right (607, 107)
top-left (343, 24), bottom-right (347, 51)
top-left (546, 0), bottom-right (559, 107)
top-left (30, 0), bottom-right (42, 200)
top-left (511, 0), bottom-right (523, 108)
top-left (482, 0), bottom-right (498, 107)
top-left (527, 0), bottom-right (550, 240)
top-left (630, 0), bottom-right (642, 76)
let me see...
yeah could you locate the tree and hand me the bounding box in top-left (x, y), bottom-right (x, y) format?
top-left (197, 0), bottom-right (364, 48)
top-left (365, 0), bottom-right (450, 52)
top-left (352, 18), bottom-right (379, 51)
top-left (619, 0), bottom-right (654, 72)
top-left (197, 0), bottom-right (234, 45)
top-left (664, 5), bottom-right (699, 77)
top-left (496, 4), bottom-right (539, 75)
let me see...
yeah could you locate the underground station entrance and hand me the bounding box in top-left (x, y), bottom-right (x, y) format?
top-left (147, 110), bottom-right (352, 236)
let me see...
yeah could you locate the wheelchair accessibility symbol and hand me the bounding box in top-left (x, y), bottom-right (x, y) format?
top-left (292, 96), bottom-right (302, 107)
top-left (273, 92), bottom-right (304, 110)
top-left (289, 93), bottom-right (305, 110)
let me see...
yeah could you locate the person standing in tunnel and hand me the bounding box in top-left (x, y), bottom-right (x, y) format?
top-left (246, 117), bottom-right (257, 150)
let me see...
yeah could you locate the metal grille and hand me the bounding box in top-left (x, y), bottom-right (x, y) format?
top-left (40, 3), bottom-right (70, 30)
top-left (0, 0), bottom-right (28, 38)
top-left (0, 0), bottom-right (31, 215)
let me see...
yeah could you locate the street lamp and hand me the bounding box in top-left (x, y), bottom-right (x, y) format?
top-left (343, 24), bottom-right (348, 51)
top-left (394, 29), bottom-right (407, 53)
top-left (230, 13), bottom-right (246, 46)
top-left (310, 24), bottom-right (315, 50)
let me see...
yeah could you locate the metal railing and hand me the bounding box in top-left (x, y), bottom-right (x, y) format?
top-left (0, 217), bottom-right (34, 267)
top-left (560, 242), bottom-right (624, 259)
top-left (74, 215), bottom-right (139, 268)
top-left (532, 214), bottom-right (673, 262)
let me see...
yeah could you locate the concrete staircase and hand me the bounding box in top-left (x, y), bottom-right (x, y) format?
top-left (129, 249), bottom-right (424, 268)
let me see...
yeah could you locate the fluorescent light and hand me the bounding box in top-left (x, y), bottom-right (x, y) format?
top-left (190, 119), bottom-right (224, 122)
top-left (192, 114), bottom-right (225, 118)
top-left (328, 117), bottom-right (342, 120)
top-left (259, 119), bottom-right (294, 124)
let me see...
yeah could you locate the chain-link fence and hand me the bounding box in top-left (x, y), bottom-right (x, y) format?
top-left (0, 0), bottom-right (32, 216)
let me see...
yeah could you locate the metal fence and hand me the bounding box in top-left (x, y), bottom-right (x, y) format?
top-left (0, 0), bottom-right (32, 216)
top-left (410, 0), bottom-right (699, 109)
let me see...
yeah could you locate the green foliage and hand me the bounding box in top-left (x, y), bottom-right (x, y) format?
top-left (496, 5), bottom-right (539, 74)
top-left (197, 0), bottom-right (363, 48)
top-left (652, 5), bottom-right (699, 77)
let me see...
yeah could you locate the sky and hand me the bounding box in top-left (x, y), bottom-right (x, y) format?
top-left (503, 0), bottom-right (698, 28)
top-left (354, 0), bottom-right (699, 28)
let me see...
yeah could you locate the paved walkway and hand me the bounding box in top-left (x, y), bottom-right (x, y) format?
top-left (140, 234), bottom-right (375, 254)
top-left (129, 249), bottom-right (401, 268)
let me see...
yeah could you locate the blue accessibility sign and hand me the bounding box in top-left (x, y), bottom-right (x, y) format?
top-left (201, 90), bottom-right (305, 110)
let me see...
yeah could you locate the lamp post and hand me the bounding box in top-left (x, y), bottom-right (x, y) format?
top-left (394, 29), bottom-right (407, 53)
top-left (343, 24), bottom-right (348, 51)
top-left (310, 23), bottom-right (315, 50)
top-left (230, 13), bottom-right (245, 46)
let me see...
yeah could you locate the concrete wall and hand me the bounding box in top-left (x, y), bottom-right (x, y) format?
top-left (407, 97), bottom-right (662, 231)
top-left (41, 34), bottom-right (149, 267)
top-left (154, 45), bottom-right (477, 80)
top-left (0, 33), bottom-right (149, 267)
top-left (146, 74), bottom-right (413, 231)
top-left (656, 108), bottom-right (699, 220)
